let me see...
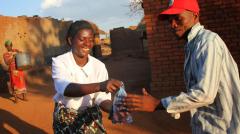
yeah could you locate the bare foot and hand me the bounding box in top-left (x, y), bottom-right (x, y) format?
top-left (23, 93), bottom-right (28, 101)
top-left (14, 94), bottom-right (18, 103)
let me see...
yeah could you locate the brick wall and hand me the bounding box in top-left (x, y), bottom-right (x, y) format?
top-left (110, 27), bottom-right (144, 56)
top-left (143, 0), bottom-right (240, 98)
top-left (0, 16), bottom-right (71, 67)
top-left (0, 16), bottom-right (103, 67)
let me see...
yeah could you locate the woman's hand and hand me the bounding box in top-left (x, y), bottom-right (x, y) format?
top-left (106, 79), bottom-right (122, 93)
top-left (100, 79), bottom-right (122, 93)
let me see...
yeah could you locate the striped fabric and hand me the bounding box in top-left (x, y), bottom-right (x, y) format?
top-left (161, 23), bottom-right (240, 134)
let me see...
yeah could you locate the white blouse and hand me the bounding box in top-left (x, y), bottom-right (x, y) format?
top-left (52, 51), bottom-right (111, 110)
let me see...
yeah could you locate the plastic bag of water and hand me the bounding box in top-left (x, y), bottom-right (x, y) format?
top-left (110, 82), bottom-right (133, 124)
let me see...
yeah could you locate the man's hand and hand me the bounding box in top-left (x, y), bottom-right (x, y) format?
top-left (123, 88), bottom-right (161, 112)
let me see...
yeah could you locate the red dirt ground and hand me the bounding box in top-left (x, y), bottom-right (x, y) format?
top-left (0, 60), bottom-right (191, 134)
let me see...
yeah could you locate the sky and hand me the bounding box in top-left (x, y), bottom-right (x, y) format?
top-left (0, 0), bottom-right (143, 32)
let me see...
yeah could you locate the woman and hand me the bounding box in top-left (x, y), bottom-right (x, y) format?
top-left (52, 20), bottom-right (122, 134)
top-left (3, 40), bottom-right (27, 102)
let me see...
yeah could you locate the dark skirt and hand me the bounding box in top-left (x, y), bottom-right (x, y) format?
top-left (53, 103), bottom-right (106, 134)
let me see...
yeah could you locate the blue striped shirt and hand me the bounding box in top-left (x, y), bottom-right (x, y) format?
top-left (161, 23), bottom-right (240, 134)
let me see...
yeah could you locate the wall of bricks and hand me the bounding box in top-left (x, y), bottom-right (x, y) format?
top-left (143, 0), bottom-right (240, 98)
top-left (0, 16), bottom-right (71, 68)
top-left (0, 16), bottom-right (104, 68)
top-left (110, 27), bottom-right (144, 56)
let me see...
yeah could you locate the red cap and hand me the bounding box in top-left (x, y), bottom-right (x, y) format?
top-left (160, 0), bottom-right (200, 15)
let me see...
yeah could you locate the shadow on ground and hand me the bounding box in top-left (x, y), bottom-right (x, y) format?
top-left (0, 109), bottom-right (47, 134)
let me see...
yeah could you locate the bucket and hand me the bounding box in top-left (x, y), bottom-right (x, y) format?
top-left (15, 53), bottom-right (31, 70)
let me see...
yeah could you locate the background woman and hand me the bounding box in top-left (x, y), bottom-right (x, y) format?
top-left (3, 40), bottom-right (27, 102)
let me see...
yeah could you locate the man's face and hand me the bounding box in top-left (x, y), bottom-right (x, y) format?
top-left (71, 29), bottom-right (94, 58)
top-left (168, 10), bottom-right (198, 38)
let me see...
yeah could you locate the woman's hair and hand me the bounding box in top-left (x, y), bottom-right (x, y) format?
top-left (66, 20), bottom-right (94, 45)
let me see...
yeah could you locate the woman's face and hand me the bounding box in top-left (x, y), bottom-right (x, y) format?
top-left (71, 29), bottom-right (94, 58)
top-left (5, 44), bottom-right (13, 51)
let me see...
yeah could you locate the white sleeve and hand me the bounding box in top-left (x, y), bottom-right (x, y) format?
top-left (94, 64), bottom-right (111, 105)
top-left (52, 58), bottom-right (71, 96)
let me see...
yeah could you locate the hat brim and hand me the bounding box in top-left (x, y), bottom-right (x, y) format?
top-left (158, 8), bottom-right (185, 20)
top-left (160, 7), bottom-right (185, 15)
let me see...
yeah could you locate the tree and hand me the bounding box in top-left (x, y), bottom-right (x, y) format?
top-left (129, 0), bottom-right (144, 16)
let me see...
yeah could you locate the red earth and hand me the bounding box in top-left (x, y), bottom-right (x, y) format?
top-left (0, 57), bottom-right (191, 134)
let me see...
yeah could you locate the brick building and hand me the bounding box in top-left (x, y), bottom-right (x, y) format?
top-left (0, 16), bottom-right (105, 66)
top-left (110, 27), bottom-right (144, 57)
top-left (142, 0), bottom-right (240, 98)
top-left (0, 16), bottom-right (71, 67)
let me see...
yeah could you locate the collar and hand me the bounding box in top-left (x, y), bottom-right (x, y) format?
top-left (70, 50), bottom-right (91, 69)
top-left (187, 22), bottom-right (203, 42)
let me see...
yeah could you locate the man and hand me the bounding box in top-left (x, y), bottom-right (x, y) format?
top-left (124, 0), bottom-right (240, 133)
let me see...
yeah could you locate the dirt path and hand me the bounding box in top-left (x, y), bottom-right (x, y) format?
top-left (0, 62), bottom-right (191, 134)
